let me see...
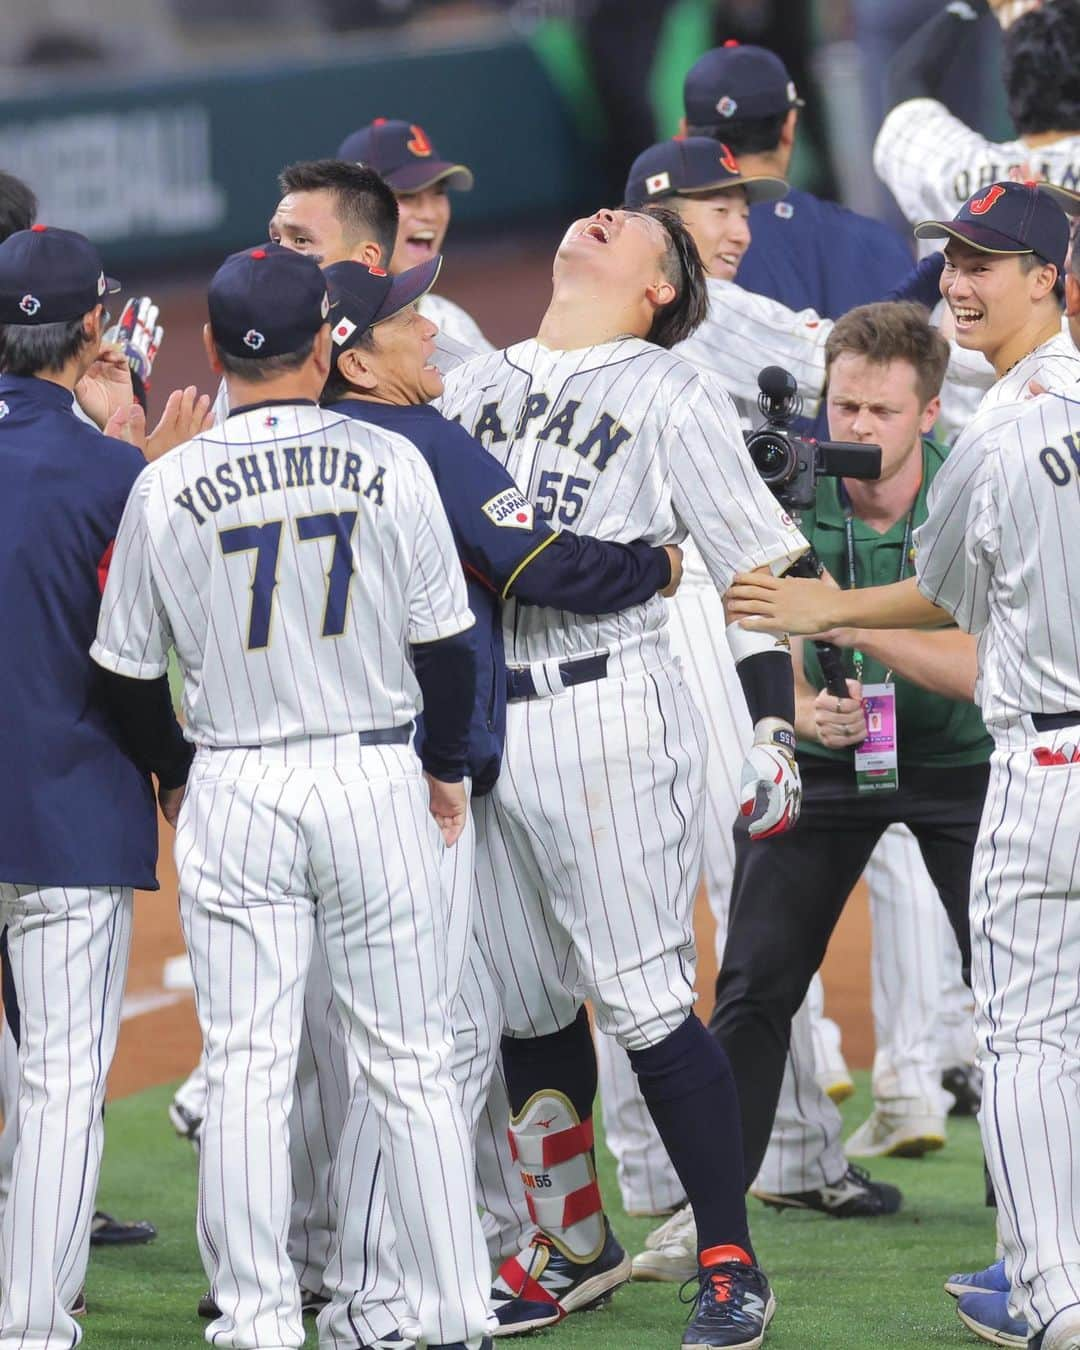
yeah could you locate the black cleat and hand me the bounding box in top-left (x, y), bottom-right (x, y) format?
top-left (751, 1163), bottom-right (902, 1218)
top-left (942, 1063), bottom-right (982, 1117)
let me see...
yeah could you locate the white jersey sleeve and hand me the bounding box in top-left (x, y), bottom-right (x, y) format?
top-left (668, 372), bottom-right (808, 589)
top-left (420, 292), bottom-right (493, 375)
top-left (92, 470), bottom-right (173, 680)
top-left (678, 279), bottom-right (829, 411)
top-left (408, 468), bottom-right (475, 645)
top-left (914, 406), bottom-right (1001, 635)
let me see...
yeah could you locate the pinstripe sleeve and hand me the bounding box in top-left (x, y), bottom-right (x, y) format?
top-left (914, 415), bottom-right (1001, 633)
top-left (91, 469), bottom-right (173, 678)
top-left (679, 282), bottom-right (829, 409)
top-left (873, 98), bottom-right (1003, 226)
top-left (668, 373), bottom-right (808, 591)
top-left (407, 463), bottom-right (476, 645)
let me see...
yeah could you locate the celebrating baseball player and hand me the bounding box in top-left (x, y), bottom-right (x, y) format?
top-left (0, 223), bottom-right (192, 1348)
top-left (336, 118), bottom-right (493, 362)
top-left (726, 179), bottom-right (1080, 1350)
top-left (93, 242), bottom-right (497, 1350)
top-left (439, 203), bottom-right (807, 1349)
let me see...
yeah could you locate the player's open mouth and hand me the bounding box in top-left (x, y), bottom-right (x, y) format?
top-left (405, 230), bottom-right (437, 257)
top-left (952, 305), bottom-right (984, 330)
top-left (581, 223), bottom-right (610, 244)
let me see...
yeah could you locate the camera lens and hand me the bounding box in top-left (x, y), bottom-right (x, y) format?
top-left (748, 432), bottom-right (795, 485)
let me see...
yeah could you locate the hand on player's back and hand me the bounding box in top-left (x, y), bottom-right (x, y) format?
top-left (660, 545), bottom-right (684, 598)
top-left (424, 774), bottom-right (468, 847)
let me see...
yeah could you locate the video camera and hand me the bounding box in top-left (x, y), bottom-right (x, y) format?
top-left (744, 366), bottom-right (882, 699)
top-left (744, 366), bottom-right (881, 514)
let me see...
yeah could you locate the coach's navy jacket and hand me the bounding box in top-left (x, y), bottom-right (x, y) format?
top-left (328, 399), bottom-right (668, 794)
top-left (0, 374), bottom-right (159, 888)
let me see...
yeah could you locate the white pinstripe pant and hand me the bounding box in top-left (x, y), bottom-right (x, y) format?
top-left (474, 658), bottom-right (704, 1052)
top-left (593, 584), bottom-right (846, 1204)
top-left (971, 739), bottom-right (1080, 1335)
top-left (0, 881), bottom-right (132, 1350)
top-left (176, 740), bottom-right (492, 1350)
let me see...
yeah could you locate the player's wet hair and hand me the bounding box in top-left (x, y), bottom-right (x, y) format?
top-left (1004, 3), bottom-right (1080, 137)
top-left (278, 159), bottom-right (399, 266)
top-left (0, 171), bottom-right (37, 244)
top-left (635, 204), bottom-right (708, 349)
top-left (0, 317), bottom-right (93, 377)
top-left (824, 301), bottom-right (949, 407)
top-left (321, 328), bottom-right (377, 403)
top-left (688, 113), bottom-right (788, 158)
top-left (216, 336), bottom-right (317, 383)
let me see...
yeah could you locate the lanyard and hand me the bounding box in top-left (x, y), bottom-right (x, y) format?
top-left (843, 502), bottom-right (916, 683)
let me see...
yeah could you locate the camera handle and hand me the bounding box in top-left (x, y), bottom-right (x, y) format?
top-left (785, 550), bottom-right (850, 699)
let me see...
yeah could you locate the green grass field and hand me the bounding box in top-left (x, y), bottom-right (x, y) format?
top-left (86, 1077), bottom-right (994, 1348)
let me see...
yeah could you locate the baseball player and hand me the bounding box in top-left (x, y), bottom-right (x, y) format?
top-left (94, 242), bottom-right (495, 1350)
top-left (439, 202), bottom-right (807, 1348)
top-left (726, 179), bottom-right (1080, 1350)
top-left (271, 255), bottom-right (684, 1342)
top-left (681, 43), bottom-right (911, 395)
top-left (337, 119), bottom-right (492, 363)
top-left (875, 0), bottom-right (1080, 242)
top-left (0, 224), bottom-right (192, 1347)
top-left (610, 138), bottom-right (955, 1223)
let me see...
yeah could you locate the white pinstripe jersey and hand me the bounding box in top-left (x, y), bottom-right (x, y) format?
top-left (974, 330), bottom-right (1080, 411)
top-left (92, 402), bottom-right (473, 746)
top-left (874, 99), bottom-right (1080, 239)
top-left (438, 336), bottom-right (807, 667)
top-left (915, 388), bottom-right (1080, 736)
top-left (419, 292), bottom-right (492, 356)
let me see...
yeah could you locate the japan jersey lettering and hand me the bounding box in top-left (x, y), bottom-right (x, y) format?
top-left (439, 337), bottom-right (806, 668)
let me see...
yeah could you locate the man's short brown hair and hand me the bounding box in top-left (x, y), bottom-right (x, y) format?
top-left (824, 301), bottom-right (950, 407)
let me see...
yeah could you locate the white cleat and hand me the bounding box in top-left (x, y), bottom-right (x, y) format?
top-left (631, 1204), bottom-right (697, 1283)
top-left (844, 1109), bottom-right (946, 1159)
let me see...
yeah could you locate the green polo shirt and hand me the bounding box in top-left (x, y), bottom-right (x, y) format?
top-left (798, 437), bottom-right (992, 769)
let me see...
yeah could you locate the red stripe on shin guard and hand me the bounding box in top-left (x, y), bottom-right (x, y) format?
top-left (525, 1178), bottom-right (602, 1230)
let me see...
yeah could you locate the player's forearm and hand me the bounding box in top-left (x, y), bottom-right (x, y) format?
top-left (886, 0), bottom-right (989, 110)
top-left (810, 578), bottom-right (949, 631)
top-left (98, 671), bottom-right (193, 788)
top-left (412, 626), bottom-right (478, 782)
top-left (851, 628), bottom-right (978, 701)
top-left (510, 534), bottom-right (670, 613)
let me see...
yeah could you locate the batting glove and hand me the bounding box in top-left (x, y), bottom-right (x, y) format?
top-left (104, 297), bottom-right (163, 393)
top-left (739, 718), bottom-right (802, 840)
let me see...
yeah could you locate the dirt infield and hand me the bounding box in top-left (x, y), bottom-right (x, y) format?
top-left (109, 229), bottom-right (876, 1100)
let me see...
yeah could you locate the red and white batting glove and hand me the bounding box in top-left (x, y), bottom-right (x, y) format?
top-left (739, 718), bottom-right (802, 840)
top-left (104, 297), bottom-right (163, 390)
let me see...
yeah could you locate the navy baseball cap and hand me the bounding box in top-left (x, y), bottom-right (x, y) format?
top-left (324, 257), bottom-right (442, 349)
top-left (209, 243), bottom-right (332, 360)
top-left (684, 42), bottom-right (804, 129)
top-left (0, 224), bottom-right (119, 325)
top-left (914, 180), bottom-right (1069, 274)
top-left (336, 119), bottom-right (474, 194)
top-left (624, 137), bottom-right (788, 210)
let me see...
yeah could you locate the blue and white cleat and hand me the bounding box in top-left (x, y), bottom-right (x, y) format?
top-left (956, 1290), bottom-right (1028, 1347)
top-left (489, 1221), bottom-right (630, 1335)
top-left (681, 1246), bottom-right (776, 1350)
top-left (946, 1259), bottom-right (1009, 1299)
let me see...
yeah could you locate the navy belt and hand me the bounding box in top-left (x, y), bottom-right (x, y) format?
top-left (1031, 711), bottom-right (1080, 731)
top-left (506, 653), bottom-right (609, 703)
top-left (232, 723), bottom-right (412, 751)
top-left (357, 723), bottom-right (413, 746)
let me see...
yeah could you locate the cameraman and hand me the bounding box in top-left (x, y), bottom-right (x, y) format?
top-left (710, 301), bottom-right (993, 1192)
